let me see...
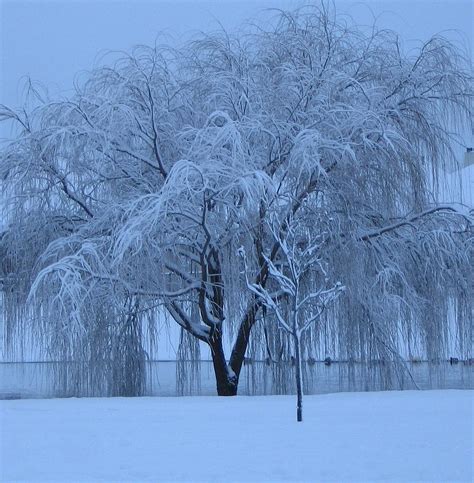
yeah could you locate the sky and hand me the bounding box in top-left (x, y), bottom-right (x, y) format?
top-left (1, 0), bottom-right (472, 110)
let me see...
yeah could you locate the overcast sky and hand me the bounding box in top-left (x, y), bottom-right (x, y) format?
top-left (1, 0), bottom-right (472, 107)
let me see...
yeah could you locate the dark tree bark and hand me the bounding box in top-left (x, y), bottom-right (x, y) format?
top-left (229, 304), bottom-right (259, 383)
top-left (209, 329), bottom-right (238, 396)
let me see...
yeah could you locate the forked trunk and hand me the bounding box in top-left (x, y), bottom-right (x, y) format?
top-left (209, 330), bottom-right (238, 396)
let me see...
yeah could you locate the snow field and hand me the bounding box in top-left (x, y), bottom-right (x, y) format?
top-left (1, 390), bottom-right (472, 482)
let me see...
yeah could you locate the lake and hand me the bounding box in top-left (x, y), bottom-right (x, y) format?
top-left (1, 360), bottom-right (472, 399)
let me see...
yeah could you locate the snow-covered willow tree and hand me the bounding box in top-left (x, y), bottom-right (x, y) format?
top-left (1, 5), bottom-right (472, 396)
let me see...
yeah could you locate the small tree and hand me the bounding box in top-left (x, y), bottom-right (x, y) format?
top-left (242, 210), bottom-right (344, 422)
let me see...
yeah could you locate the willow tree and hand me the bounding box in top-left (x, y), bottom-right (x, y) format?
top-left (1, 5), bottom-right (472, 396)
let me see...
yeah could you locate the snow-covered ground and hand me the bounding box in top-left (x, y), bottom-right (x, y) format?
top-left (1, 390), bottom-right (472, 482)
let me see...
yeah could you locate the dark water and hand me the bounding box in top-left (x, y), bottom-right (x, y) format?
top-left (1, 360), bottom-right (472, 399)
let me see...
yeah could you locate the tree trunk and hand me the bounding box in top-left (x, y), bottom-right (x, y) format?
top-left (209, 330), bottom-right (238, 396)
top-left (294, 332), bottom-right (303, 422)
top-left (229, 304), bottom-right (258, 382)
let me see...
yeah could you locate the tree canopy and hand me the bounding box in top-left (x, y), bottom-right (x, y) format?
top-left (1, 5), bottom-right (473, 397)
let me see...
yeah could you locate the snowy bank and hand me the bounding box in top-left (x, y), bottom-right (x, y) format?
top-left (1, 390), bottom-right (472, 482)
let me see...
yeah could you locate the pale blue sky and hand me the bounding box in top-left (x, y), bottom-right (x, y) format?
top-left (1, 0), bottom-right (472, 108)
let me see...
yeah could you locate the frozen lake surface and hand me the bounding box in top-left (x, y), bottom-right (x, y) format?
top-left (0, 360), bottom-right (472, 399)
top-left (1, 390), bottom-right (472, 482)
